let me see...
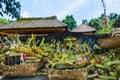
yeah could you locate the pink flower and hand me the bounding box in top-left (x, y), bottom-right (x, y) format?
top-left (20, 53), bottom-right (26, 63)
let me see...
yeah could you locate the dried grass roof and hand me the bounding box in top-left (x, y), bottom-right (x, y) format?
top-left (0, 16), bottom-right (67, 30)
top-left (0, 22), bottom-right (5, 27)
top-left (71, 24), bottom-right (96, 32)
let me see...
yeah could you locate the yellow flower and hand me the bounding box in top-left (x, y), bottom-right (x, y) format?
top-left (90, 59), bottom-right (96, 64)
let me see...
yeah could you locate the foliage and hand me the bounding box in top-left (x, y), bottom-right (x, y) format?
top-left (108, 13), bottom-right (118, 21)
top-left (62, 15), bottom-right (77, 31)
top-left (0, 0), bottom-right (21, 19)
top-left (88, 18), bottom-right (102, 31)
top-left (88, 49), bottom-right (120, 79)
top-left (47, 38), bottom-right (92, 68)
top-left (87, 13), bottom-right (119, 34)
top-left (0, 34), bottom-right (120, 78)
top-left (0, 35), bottom-right (92, 69)
top-left (0, 18), bottom-right (9, 24)
top-left (96, 19), bottom-right (115, 34)
top-left (82, 19), bottom-right (87, 24)
top-left (0, 34), bottom-right (47, 58)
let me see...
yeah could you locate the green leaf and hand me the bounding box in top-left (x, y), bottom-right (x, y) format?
top-left (98, 75), bottom-right (116, 79)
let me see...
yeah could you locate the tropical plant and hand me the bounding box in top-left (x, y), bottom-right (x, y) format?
top-left (0, 0), bottom-right (21, 19)
top-left (62, 15), bottom-right (77, 31)
top-left (109, 13), bottom-right (119, 21)
top-left (87, 13), bottom-right (119, 34)
top-left (82, 19), bottom-right (88, 24)
top-left (96, 19), bottom-right (115, 34)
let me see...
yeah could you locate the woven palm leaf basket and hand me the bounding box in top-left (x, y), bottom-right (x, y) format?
top-left (2, 57), bottom-right (43, 77)
top-left (46, 65), bottom-right (92, 80)
top-left (2, 62), bottom-right (41, 77)
top-left (97, 37), bottom-right (120, 49)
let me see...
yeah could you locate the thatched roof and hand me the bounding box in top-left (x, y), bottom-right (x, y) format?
top-left (0, 16), bottom-right (67, 30)
top-left (110, 28), bottom-right (120, 37)
top-left (0, 22), bottom-right (5, 27)
top-left (71, 24), bottom-right (96, 32)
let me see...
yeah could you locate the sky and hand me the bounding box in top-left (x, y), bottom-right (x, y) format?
top-left (10, 0), bottom-right (120, 25)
